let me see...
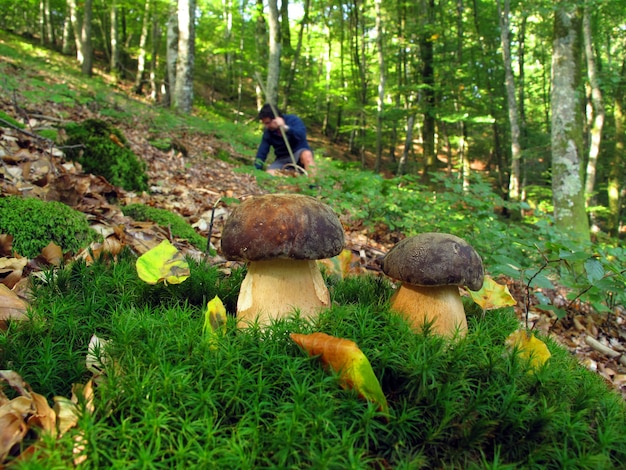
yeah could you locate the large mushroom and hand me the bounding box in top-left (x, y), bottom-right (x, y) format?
top-left (382, 233), bottom-right (484, 337)
top-left (221, 194), bottom-right (345, 328)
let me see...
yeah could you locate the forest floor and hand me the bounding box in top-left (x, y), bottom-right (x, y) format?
top-left (1, 66), bottom-right (625, 399)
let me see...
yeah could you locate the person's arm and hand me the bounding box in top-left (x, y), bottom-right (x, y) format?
top-left (254, 133), bottom-right (271, 169)
top-left (283, 115), bottom-right (308, 145)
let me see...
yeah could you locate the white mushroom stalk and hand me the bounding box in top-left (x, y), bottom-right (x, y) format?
top-left (237, 259), bottom-right (330, 328)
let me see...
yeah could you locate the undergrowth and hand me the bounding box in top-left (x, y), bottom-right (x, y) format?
top-left (1, 251), bottom-right (624, 468)
top-left (121, 203), bottom-right (208, 251)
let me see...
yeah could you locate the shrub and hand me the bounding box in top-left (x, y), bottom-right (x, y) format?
top-left (122, 203), bottom-right (207, 251)
top-left (0, 196), bottom-right (98, 258)
top-left (62, 119), bottom-right (149, 192)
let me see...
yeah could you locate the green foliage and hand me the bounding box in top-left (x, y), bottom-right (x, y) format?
top-left (0, 196), bottom-right (98, 258)
top-left (0, 110), bottom-right (23, 128)
top-left (62, 119), bottom-right (149, 192)
top-left (122, 203), bottom-right (207, 252)
top-left (1, 254), bottom-right (624, 467)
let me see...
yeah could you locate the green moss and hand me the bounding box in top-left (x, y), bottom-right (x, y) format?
top-left (122, 203), bottom-right (207, 251)
top-left (62, 119), bottom-right (149, 192)
top-left (0, 196), bottom-right (99, 258)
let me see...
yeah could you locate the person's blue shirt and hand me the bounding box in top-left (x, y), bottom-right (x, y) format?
top-left (255, 114), bottom-right (311, 169)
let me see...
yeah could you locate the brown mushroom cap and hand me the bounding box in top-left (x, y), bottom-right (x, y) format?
top-left (221, 194), bottom-right (345, 261)
top-left (382, 233), bottom-right (484, 291)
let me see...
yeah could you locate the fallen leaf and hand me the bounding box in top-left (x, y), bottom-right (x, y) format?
top-left (39, 242), bottom-right (63, 266)
top-left (203, 296), bottom-right (227, 349)
top-left (85, 334), bottom-right (111, 376)
top-left (0, 411), bottom-right (28, 461)
top-left (135, 239), bottom-right (190, 285)
top-left (290, 332), bottom-right (389, 415)
top-left (0, 284), bottom-right (29, 330)
top-left (469, 276), bottom-right (517, 311)
top-left (505, 329), bottom-right (551, 371)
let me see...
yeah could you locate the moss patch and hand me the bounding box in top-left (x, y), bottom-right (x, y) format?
top-left (0, 196), bottom-right (99, 258)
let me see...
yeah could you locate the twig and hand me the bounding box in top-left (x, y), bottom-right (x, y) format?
top-left (584, 335), bottom-right (626, 367)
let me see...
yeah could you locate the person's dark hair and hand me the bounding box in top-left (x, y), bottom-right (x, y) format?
top-left (258, 103), bottom-right (282, 120)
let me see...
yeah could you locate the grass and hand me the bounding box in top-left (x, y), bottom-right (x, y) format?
top-left (2, 251), bottom-right (625, 468)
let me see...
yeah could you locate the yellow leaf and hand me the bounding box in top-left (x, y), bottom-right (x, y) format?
top-left (317, 249), bottom-right (357, 279)
top-left (204, 296), bottom-right (227, 348)
top-left (505, 329), bottom-right (551, 371)
top-left (135, 239), bottom-right (190, 285)
top-left (469, 276), bottom-right (517, 311)
top-left (290, 332), bottom-right (389, 416)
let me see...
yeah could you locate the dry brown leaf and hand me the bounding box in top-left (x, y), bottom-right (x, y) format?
top-left (0, 235), bottom-right (13, 257)
top-left (0, 411), bottom-right (28, 461)
top-left (27, 393), bottom-right (57, 437)
top-left (39, 242), bottom-right (63, 267)
top-left (0, 284), bottom-right (29, 329)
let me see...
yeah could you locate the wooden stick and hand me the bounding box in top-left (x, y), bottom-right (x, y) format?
top-left (584, 335), bottom-right (626, 367)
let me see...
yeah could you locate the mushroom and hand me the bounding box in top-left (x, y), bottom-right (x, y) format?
top-left (381, 233), bottom-right (484, 337)
top-left (221, 194), bottom-right (345, 328)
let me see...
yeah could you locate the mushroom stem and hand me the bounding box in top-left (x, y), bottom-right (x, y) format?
top-left (237, 259), bottom-right (330, 328)
top-left (389, 283), bottom-right (468, 337)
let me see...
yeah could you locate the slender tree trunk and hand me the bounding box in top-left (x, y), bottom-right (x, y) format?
top-left (551, 3), bottom-right (589, 243)
top-left (39, 0), bottom-right (45, 45)
top-left (134, 0), bottom-right (152, 94)
top-left (280, 0), bottom-right (291, 56)
top-left (62, 15), bottom-right (72, 54)
top-left (173, 0), bottom-right (195, 113)
top-left (150, 18), bottom-right (160, 100)
top-left (254, 0), bottom-right (268, 109)
top-left (164, 2), bottom-right (178, 107)
top-left (80, 0), bottom-right (93, 76)
top-left (110, 1), bottom-right (121, 78)
top-left (67, 0), bottom-right (83, 63)
top-left (498, 0), bottom-right (523, 202)
top-left (582, 7), bottom-right (605, 212)
top-left (266, 0), bottom-right (281, 107)
top-left (283, 0), bottom-right (310, 110)
top-left (398, 114), bottom-right (415, 176)
top-left (42, 0), bottom-right (54, 46)
top-left (419, 0), bottom-right (436, 178)
top-left (374, 0), bottom-right (385, 173)
top-left (607, 56), bottom-right (625, 236)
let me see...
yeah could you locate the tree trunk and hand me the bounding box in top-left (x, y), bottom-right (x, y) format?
top-left (374, 0), bottom-right (385, 173)
top-left (607, 56), bottom-right (625, 236)
top-left (550, 3), bottom-right (589, 243)
top-left (283, 0), bottom-right (310, 110)
top-left (149, 18), bottom-right (160, 100)
top-left (80, 0), bottom-right (93, 76)
top-left (67, 0), bottom-right (83, 63)
top-left (134, 0), bottom-right (152, 94)
top-left (110, 0), bottom-right (121, 78)
top-left (164, 2), bottom-right (178, 107)
top-left (266, 0), bottom-right (281, 107)
top-left (254, 0), bottom-right (268, 109)
top-left (398, 114), bottom-right (415, 176)
top-left (419, 0), bottom-right (436, 178)
top-left (173, 0), bottom-right (195, 113)
top-left (582, 7), bottom-right (605, 213)
top-left (498, 0), bottom-right (522, 202)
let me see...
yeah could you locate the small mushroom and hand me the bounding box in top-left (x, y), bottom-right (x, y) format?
top-left (221, 194), bottom-right (345, 328)
top-left (382, 233), bottom-right (484, 337)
